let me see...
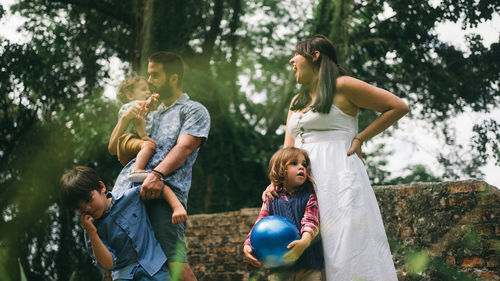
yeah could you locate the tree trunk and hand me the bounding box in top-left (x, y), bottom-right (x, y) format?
top-left (137, 0), bottom-right (154, 74)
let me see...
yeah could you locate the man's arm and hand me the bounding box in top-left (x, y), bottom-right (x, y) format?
top-left (140, 134), bottom-right (203, 200)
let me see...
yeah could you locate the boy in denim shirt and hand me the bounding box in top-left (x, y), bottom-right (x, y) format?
top-left (60, 166), bottom-right (186, 280)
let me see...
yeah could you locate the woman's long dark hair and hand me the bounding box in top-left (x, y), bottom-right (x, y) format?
top-left (291, 34), bottom-right (347, 113)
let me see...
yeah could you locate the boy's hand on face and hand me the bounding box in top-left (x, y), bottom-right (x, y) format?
top-left (172, 205), bottom-right (188, 225)
top-left (243, 245), bottom-right (262, 268)
top-left (80, 213), bottom-right (97, 234)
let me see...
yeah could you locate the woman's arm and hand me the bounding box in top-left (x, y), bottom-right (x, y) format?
top-left (283, 95), bottom-right (298, 147)
top-left (283, 108), bottom-right (295, 148)
top-left (261, 96), bottom-right (296, 201)
top-left (338, 76), bottom-right (409, 142)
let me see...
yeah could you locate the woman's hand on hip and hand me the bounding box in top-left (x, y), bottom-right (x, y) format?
top-left (347, 137), bottom-right (364, 164)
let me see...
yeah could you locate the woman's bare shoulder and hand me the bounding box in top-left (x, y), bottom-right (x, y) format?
top-left (336, 75), bottom-right (366, 91)
top-left (334, 76), bottom-right (359, 115)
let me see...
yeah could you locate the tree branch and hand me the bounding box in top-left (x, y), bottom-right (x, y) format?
top-left (264, 72), bottom-right (296, 136)
top-left (202, 0), bottom-right (224, 56)
top-left (50, 0), bottom-right (134, 26)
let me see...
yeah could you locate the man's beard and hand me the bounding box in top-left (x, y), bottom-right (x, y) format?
top-left (158, 83), bottom-right (174, 100)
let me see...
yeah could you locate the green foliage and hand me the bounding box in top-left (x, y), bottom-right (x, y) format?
top-left (18, 258), bottom-right (27, 281)
top-left (461, 228), bottom-right (481, 251)
top-left (1, 0), bottom-right (498, 279)
top-left (472, 118), bottom-right (500, 166)
top-left (406, 250), bottom-right (431, 275)
top-left (386, 165), bottom-right (441, 185)
top-left (390, 239), bottom-right (480, 281)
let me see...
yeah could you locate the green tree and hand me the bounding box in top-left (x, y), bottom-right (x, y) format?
top-left (1, 0), bottom-right (498, 280)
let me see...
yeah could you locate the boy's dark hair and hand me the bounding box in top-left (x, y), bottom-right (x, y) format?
top-left (59, 166), bottom-right (103, 209)
top-left (148, 51), bottom-right (184, 88)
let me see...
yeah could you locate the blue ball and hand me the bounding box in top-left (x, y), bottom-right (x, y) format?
top-left (250, 215), bottom-right (300, 267)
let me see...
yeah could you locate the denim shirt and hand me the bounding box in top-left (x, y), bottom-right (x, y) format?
top-left (83, 186), bottom-right (166, 280)
top-left (113, 94), bottom-right (210, 200)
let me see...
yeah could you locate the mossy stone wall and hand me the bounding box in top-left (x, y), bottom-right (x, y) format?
top-left (185, 180), bottom-right (499, 281)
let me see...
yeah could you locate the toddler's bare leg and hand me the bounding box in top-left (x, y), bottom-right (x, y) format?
top-left (133, 140), bottom-right (156, 171)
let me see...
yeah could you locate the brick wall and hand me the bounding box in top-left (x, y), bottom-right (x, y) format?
top-left (185, 180), bottom-right (499, 281)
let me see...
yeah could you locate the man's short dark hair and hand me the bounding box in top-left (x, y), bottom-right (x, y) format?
top-left (149, 51), bottom-right (184, 88)
top-left (59, 166), bottom-right (102, 210)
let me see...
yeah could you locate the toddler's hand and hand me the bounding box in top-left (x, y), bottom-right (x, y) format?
top-left (136, 101), bottom-right (150, 120)
top-left (243, 245), bottom-right (262, 268)
top-left (80, 213), bottom-right (97, 234)
top-left (172, 205), bottom-right (188, 225)
top-left (124, 103), bottom-right (142, 121)
top-left (136, 93), bottom-right (161, 120)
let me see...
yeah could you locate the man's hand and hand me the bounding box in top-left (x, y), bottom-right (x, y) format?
top-left (80, 213), bottom-right (97, 234)
top-left (140, 172), bottom-right (163, 200)
top-left (243, 245), bottom-right (262, 267)
top-left (172, 205), bottom-right (188, 225)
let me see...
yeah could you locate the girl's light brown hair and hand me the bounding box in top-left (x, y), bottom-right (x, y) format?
top-left (268, 147), bottom-right (315, 193)
top-left (116, 76), bottom-right (147, 104)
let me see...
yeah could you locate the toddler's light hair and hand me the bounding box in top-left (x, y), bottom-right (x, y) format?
top-left (116, 76), bottom-right (147, 104)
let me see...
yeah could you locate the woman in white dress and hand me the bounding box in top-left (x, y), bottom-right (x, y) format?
top-left (265, 34), bottom-right (409, 280)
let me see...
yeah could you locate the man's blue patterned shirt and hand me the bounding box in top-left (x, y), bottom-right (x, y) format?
top-left (112, 93), bottom-right (210, 201)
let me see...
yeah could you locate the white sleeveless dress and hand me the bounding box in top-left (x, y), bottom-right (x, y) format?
top-left (288, 105), bottom-right (398, 281)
